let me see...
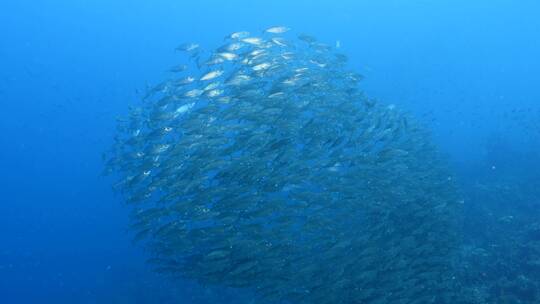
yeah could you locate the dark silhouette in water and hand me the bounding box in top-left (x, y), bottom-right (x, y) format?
top-left (106, 29), bottom-right (465, 303)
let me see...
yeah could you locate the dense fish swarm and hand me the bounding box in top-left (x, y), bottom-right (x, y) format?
top-left (106, 28), bottom-right (464, 303)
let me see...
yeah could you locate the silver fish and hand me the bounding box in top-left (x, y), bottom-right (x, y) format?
top-left (200, 70), bottom-right (224, 81)
top-left (265, 26), bottom-right (290, 34)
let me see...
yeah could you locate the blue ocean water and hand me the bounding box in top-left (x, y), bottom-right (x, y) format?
top-left (1, 0), bottom-right (539, 303)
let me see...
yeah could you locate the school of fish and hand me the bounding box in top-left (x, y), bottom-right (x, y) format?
top-left (105, 27), bottom-right (465, 303)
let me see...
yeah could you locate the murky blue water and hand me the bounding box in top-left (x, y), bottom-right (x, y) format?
top-left (1, 1), bottom-right (539, 303)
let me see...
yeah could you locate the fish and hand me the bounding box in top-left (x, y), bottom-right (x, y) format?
top-left (175, 103), bottom-right (194, 114)
top-left (226, 31), bottom-right (250, 40)
top-left (216, 52), bottom-right (238, 61)
top-left (175, 43), bottom-right (200, 52)
top-left (184, 89), bottom-right (203, 97)
top-left (200, 70), bottom-right (224, 81)
top-left (268, 92), bottom-right (285, 99)
top-left (203, 82), bottom-right (221, 91)
top-left (310, 59), bottom-right (327, 68)
top-left (218, 42), bottom-right (245, 52)
top-left (241, 37), bottom-right (264, 45)
top-left (205, 249), bottom-right (230, 260)
top-left (225, 74), bottom-right (252, 86)
top-left (252, 62), bottom-right (271, 71)
top-left (264, 26), bottom-right (290, 34)
top-left (271, 37), bottom-right (289, 47)
top-left (281, 52), bottom-right (295, 60)
top-left (107, 27), bottom-right (462, 304)
top-left (248, 49), bottom-right (266, 57)
top-left (205, 89), bottom-right (224, 98)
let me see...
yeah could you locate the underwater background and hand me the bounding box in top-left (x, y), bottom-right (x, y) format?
top-left (1, 0), bottom-right (539, 303)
